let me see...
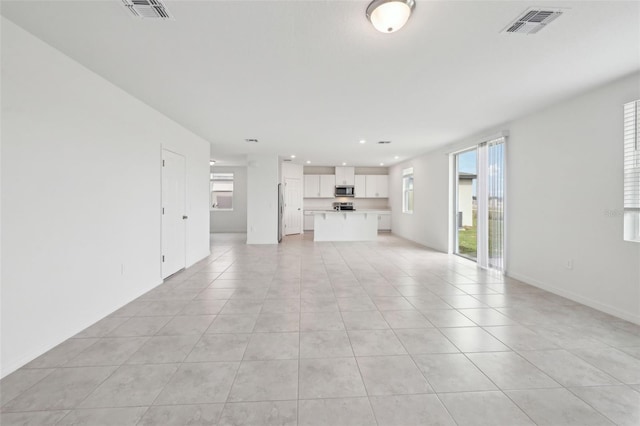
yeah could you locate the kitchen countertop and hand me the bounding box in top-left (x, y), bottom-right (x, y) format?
top-left (304, 209), bottom-right (390, 214)
top-left (312, 209), bottom-right (379, 242)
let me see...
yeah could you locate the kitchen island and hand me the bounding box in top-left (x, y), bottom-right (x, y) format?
top-left (312, 211), bottom-right (380, 242)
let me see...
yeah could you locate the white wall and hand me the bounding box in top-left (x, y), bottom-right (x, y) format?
top-left (390, 72), bottom-right (640, 323)
top-left (282, 162), bottom-right (303, 183)
top-left (210, 166), bottom-right (247, 233)
top-left (246, 154), bottom-right (279, 244)
top-left (1, 18), bottom-right (210, 377)
top-left (507, 73), bottom-right (640, 323)
top-left (389, 154), bottom-right (451, 252)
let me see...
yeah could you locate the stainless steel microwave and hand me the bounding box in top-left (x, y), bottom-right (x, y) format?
top-left (335, 186), bottom-right (355, 197)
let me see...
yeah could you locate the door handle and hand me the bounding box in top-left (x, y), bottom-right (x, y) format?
top-left (183, 215), bottom-right (188, 219)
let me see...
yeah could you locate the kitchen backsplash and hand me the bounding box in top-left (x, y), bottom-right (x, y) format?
top-left (304, 198), bottom-right (390, 211)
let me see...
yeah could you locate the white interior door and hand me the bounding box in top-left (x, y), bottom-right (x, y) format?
top-left (284, 178), bottom-right (302, 235)
top-left (162, 149), bottom-right (186, 278)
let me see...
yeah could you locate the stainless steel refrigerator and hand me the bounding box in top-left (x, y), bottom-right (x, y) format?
top-left (278, 183), bottom-right (284, 242)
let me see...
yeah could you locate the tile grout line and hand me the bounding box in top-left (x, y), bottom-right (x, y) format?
top-left (134, 256), bottom-right (235, 425)
top-left (330, 242), bottom-right (380, 426)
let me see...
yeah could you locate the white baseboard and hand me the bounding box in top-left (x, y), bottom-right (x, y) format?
top-left (508, 271), bottom-right (640, 325)
top-left (391, 231), bottom-right (447, 254)
top-left (0, 277), bottom-right (164, 379)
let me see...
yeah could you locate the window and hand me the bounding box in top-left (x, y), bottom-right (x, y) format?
top-left (402, 167), bottom-right (414, 214)
top-left (624, 100), bottom-right (640, 242)
top-left (210, 172), bottom-right (234, 210)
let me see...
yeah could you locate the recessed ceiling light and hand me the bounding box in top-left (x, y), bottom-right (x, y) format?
top-left (342, 162), bottom-right (347, 166)
top-left (209, 160), bottom-right (216, 165)
top-left (359, 139), bottom-right (366, 144)
top-left (244, 138), bottom-right (259, 143)
top-left (380, 162), bottom-right (385, 166)
top-left (394, 156), bottom-right (399, 159)
top-left (366, 0), bottom-right (416, 33)
top-left (290, 155), bottom-right (296, 159)
top-left (306, 160), bottom-right (311, 164)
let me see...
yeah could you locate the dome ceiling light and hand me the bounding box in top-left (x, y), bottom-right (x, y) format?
top-left (366, 0), bottom-right (416, 33)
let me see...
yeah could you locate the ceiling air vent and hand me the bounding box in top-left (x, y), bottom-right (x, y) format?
top-left (503, 8), bottom-right (563, 34)
top-left (122, 0), bottom-right (173, 19)
top-left (378, 141), bottom-right (392, 145)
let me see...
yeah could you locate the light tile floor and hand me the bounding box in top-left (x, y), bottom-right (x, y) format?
top-left (2, 233), bottom-right (640, 425)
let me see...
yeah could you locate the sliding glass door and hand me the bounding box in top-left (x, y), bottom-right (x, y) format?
top-left (486, 139), bottom-right (505, 271)
top-left (455, 148), bottom-right (478, 260)
top-left (454, 138), bottom-right (506, 272)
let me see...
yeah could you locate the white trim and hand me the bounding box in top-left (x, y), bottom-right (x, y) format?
top-left (477, 142), bottom-right (489, 268)
top-left (508, 272), bottom-right (640, 325)
top-left (1, 274), bottom-right (165, 378)
top-left (402, 171), bottom-right (414, 214)
top-left (448, 154), bottom-right (456, 254)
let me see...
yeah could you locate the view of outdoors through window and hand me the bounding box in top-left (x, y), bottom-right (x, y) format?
top-left (456, 149), bottom-right (478, 260)
top-left (210, 172), bottom-right (234, 210)
top-left (402, 168), bottom-right (414, 213)
top-left (487, 141), bottom-right (505, 270)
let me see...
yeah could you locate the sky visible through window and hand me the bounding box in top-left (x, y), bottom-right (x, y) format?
top-left (458, 149), bottom-right (477, 196)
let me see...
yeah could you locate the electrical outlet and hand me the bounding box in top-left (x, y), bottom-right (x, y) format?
top-left (565, 259), bottom-right (573, 270)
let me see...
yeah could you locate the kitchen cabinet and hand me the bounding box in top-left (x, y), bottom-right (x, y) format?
top-left (378, 213), bottom-right (391, 230)
top-left (365, 175), bottom-right (389, 198)
top-left (304, 175), bottom-right (335, 198)
top-left (304, 213), bottom-right (314, 231)
top-left (376, 175), bottom-right (389, 198)
top-left (313, 211), bottom-right (378, 241)
top-left (320, 175), bottom-right (336, 197)
top-left (335, 166), bottom-right (355, 186)
top-left (354, 175), bottom-right (366, 198)
top-left (304, 175), bottom-right (320, 198)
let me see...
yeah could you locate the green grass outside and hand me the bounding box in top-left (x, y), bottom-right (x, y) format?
top-left (458, 224), bottom-right (477, 258)
top-left (458, 211), bottom-right (504, 260)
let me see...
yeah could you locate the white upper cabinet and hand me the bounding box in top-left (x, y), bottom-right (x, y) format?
top-left (304, 175), bottom-right (320, 198)
top-left (335, 166), bottom-right (355, 186)
top-left (365, 175), bottom-right (377, 198)
top-left (305, 175), bottom-right (336, 198)
top-left (365, 175), bottom-right (389, 198)
top-left (354, 175), bottom-right (366, 198)
top-left (306, 172), bottom-right (387, 198)
top-left (320, 175), bottom-right (336, 197)
top-left (375, 175), bottom-right (389, 198)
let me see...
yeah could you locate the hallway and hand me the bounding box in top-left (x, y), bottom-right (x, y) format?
top-left (1, 233), bottom-right (639, 425)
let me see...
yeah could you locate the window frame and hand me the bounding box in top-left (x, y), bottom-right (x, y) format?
top-left (624, 100), bottom-right (640, 242)
top-left (402, 167), bottom-right (414, 214)
top-left (210, 171), bottom-right (234, 211)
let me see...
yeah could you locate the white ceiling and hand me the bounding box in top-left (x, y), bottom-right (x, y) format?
top-left (2, 0), bottom-right (639, 166)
